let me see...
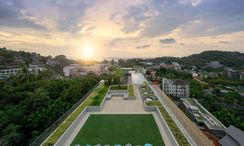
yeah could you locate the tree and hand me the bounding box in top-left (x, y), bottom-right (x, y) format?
top-left (0, 75), bottom-right (99, 145)
top-left (112, 68), bottom-right (124, 86)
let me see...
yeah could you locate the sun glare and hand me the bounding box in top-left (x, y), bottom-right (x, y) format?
top-left (81, 46), bottom-right (95, 60)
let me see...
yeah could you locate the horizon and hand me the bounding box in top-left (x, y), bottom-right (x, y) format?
top-left (2, 47), bottom-right (243, 61)
top-left (0, 0), bottom-right (244, 60)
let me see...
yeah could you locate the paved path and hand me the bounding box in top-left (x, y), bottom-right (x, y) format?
top-left (152, 112), bottom-right (175, 146)
top-left (100, 96), bottom-right (146, 113)
top-left (61, 112), bottom-right (90, 146)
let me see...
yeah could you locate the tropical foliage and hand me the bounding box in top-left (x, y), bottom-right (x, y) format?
top-left (0, 75), bottom-right (99, 146)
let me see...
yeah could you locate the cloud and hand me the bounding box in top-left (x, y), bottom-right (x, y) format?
top-left (218, 40), bottom-right (229, 44)
top-left (136, 44), bottom-right (150, 49)
top-left (119, 0), bottom-right (244, 37)
top-left (159, 38), bottom-right (176, 44)
top-left (179, 0), bottom-right (202, 6)
top-left (120, 3), bottom-right (159, 34)
top-left (51, 0), bottom-right (97, 33)
top-left (0, 0), bottom-right (46, 29)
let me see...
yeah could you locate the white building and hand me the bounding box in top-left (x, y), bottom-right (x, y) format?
top-left (162, 78), bottom-right (190, 98)
top-left (0, 66), bottom-right (46, 79)
top-left (240, 72), bottom-right (244, 80)
top-left (210, 61), bottom-right (221, 68)
top-left (172, 62), bottom-right (181, 70)
top-left (83, 64), bottom-right (109, 75)
top-left (0, 68), bottom-right (22, 79)
top-left (160, 62), bottom-right (181, 70)
top-left (28, 65), bottom-right (46, 75)
top-left (63, 66), bottom-right (79, 76)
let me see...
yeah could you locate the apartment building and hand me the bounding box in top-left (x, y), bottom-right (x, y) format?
top-left (162, 78), bottom-right (190, 98)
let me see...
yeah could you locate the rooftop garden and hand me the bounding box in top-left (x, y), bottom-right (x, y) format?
top-left (146, 100), bottom-right (190, 146)
top-left (71, 114), bottom-right (165, 145)
top-left (42, 83), bottom-right (109, 146)
top-left (110, 85), bottom-right (128, 90)
top-left (90, 85), bottom-right (110, 106)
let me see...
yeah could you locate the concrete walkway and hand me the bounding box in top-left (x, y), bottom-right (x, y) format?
top-left (100, 97), bottom-right (146, 113)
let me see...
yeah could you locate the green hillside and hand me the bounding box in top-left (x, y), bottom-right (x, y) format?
top-left (181, 50), bottom-right (244, 68)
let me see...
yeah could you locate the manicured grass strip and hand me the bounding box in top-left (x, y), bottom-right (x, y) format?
top-left (71, 114), bottom-right (165, 146)
top-left (110, 85), bottom-right (128, 90)
top-left (90, 85), bottom-right (110, 106)
top-left (128, 85), bottom-right (134, 96)
top-left (146, 101), bottom-right (190, 146)
top-left (42, 84), bottom-right (106, 146)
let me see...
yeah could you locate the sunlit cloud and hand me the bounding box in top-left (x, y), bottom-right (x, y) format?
top-left (0, 0), bottom-right (244, 59)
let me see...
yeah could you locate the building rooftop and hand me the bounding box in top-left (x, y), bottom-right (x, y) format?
top-left (219, 125), bottom-right (244, 146)
top-left (172, 79), bottom-right (189, 85)
top-left (181, 98), bottom-right (226, 129)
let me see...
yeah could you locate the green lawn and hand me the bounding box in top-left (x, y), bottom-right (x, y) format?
top-left (71, 114), bottom-right (165, 146)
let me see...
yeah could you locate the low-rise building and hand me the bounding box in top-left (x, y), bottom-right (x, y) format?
top-left (225, 68), bottom-right (242, 79)
top-left (133, 66), bottom-right (145, 73)
top-left (0, 68), bottom-right (22, 79)
top-left (160, 62), bottom-right (181, 70)
top-left (192, 72), bottom-right (198, 78)
top-left (28, 64), bottom-right (46, 75)
top-left (210, 61), bottom-right (222, 68)
top-left (0, 65), bottom-right (46, 79)
top-left (14, 56), bottom-right (24, 64)
top-left (239, 72), bottom-right (244, 80)
top-left (181, 98), bottom-right (226, 138)
top-left (208, 72), bottom-right (218, 78)
top-left (63, 64), bottom-right (80, 76)
top-left (84, 64), bottom-right (109, 75)
top-left (150, 70), bottom-right (157, 80)
top-left (219, 125), bottom-right (244, 146)
top-left (162, 78), bottom-right (190, 98)
top-left (46, 59), bottom-right (58, 66)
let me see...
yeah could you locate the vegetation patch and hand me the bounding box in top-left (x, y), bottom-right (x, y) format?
top-left (146, 101), bottom-right (190, 146)
top-left (0, 75), bottom-right (99, 146)
top-left (128, 85), bottom-right (134, 96)
top-left (110, 85), bottom-right (127, 90)
top-left (71, 114), bottom-right (165, 146)
top-left (42, 83), bottom-right (108, 146)
top-left (90, 85), bottom-right (109, 106)
top-left (203, 78), bottom-right (244, 86)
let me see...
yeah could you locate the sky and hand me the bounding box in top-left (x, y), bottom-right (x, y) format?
top-left (0, 0), bottom-right (244, 60)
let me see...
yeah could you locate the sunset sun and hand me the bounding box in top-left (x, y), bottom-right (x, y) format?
top-left (81, 46), bottom-right (95, 60)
